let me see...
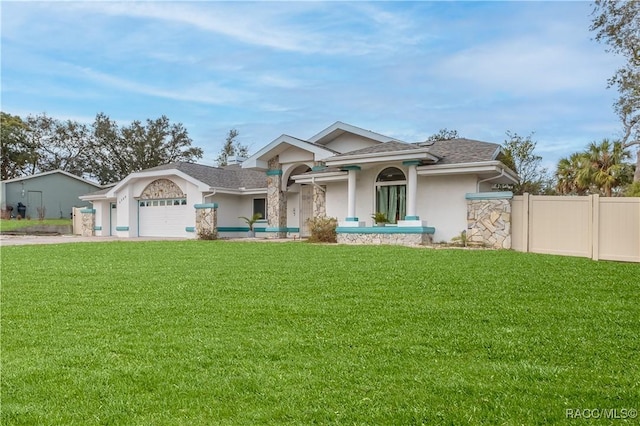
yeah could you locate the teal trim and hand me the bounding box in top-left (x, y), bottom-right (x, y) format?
top-left (218, 227), bottom-right (250, 232)
top-left (265, 227), bottom-right (288, 232)
top-left (287, 227), bottom-right (300, 233)
top-left (341, 165), bottom-right (361, 171)
top-left (115, 226), bottom-right (129, 231)
top-left (346, 217), bottom-right (359, 222)
top-left (194, 203), bottom-right (218, 209)
top-left (266, 169), bottom-right (283, 176)
top-left (404, 215), bottom-right (420, 220)
top-left (80, 208), bottom-right (95, 214)
top-left (185, 226), bottom-right (195, 232)
top-left (465, 191), bottom-right (513, 200)
top-left (94, 226), bottom-right (103, 231)
top-left (402, 160), bottom-right (421, 166)
top-left (336, 226), bottom-right (435, 234)
top-left (311, 165), bottom-right (327, 172)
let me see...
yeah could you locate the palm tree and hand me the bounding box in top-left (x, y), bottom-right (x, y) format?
top-left (584, 139), bottom-right (633, 197)
top-left (556, 152), bottom-right (590, 195)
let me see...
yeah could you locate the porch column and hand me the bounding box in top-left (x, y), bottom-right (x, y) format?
top-left (266, 156), bottom-right (287, 238)
top-left (403, 161), bottom-right (420, 220)
top-left (343, 166), bottom-right (361, 221)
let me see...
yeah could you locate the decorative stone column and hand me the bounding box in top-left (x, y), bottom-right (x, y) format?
top-left (80, 208), bottom-right (95, 237)
top-left (266, 156), bottom-right (287, 238)
top-left (465, 192), bottom-right (513, 249)
top-left (194, 203), bottom-right (218, 239)
top-left (312, 184), bottom-right (326, 218)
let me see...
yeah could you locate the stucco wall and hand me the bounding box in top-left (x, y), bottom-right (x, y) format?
top-left (323, 134), bottom-right (381, 153)
top-left (325, 182), bottom-right (348, 220)
top-left (418, 174), bottom-right (477, 243)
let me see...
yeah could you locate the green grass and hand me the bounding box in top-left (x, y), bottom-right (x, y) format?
top-left (1, 242), bottom-right (639, 425)
top-left (0, 218), bottom-right (72, 232)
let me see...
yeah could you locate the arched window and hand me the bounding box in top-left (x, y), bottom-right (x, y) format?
top-left (375, 167), bottom-right (406, 224)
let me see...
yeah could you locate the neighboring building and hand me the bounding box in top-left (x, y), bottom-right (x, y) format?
top-left (1, 170), bottom-right (103, 219)
top-left (80, 122), bottom-right (518, 243)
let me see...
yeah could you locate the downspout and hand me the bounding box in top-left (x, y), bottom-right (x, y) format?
top-left (476, 168), bottom-right (505, 192)
top-left (203, 189), bottom-right (217, 200)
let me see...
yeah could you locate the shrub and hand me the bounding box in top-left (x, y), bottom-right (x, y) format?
top-left (307, 216), bottom-right (337, 243)
top-left (624, 181), bottom-right (640, 197)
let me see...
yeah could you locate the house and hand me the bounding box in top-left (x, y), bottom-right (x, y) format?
top-left (80, 122), bottom-right (517, 244)
top-left (1, 170), bottom-right (102, 219)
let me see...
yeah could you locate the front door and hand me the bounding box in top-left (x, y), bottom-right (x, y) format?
top-left (300, 185), bottom-right (313, 237)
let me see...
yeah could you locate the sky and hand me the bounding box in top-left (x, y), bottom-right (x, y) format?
top-left (0, 1), bottom-right (628, 171)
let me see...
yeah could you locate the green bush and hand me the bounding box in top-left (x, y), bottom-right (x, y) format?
top-left (306, 216), bottom-right (337, 243)
top-left (624, 181), bottom-right (640, 197)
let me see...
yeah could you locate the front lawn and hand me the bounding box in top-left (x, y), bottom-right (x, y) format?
top-left (1, 242), bottom-right (638, 424)
top-left (0, 218), bottom-right (72, 232)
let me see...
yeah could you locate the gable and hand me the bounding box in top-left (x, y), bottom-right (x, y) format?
top-left (323, 133), bottom-right (383, 154)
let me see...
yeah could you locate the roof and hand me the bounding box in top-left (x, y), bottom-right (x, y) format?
top-left (2, 169), bottom-right (103, 187)
top-left (144, 162), bottom-right (266, 189)
top-left (420, 138), bottom-right (502, 164)
top-left (330, 140), bottom-right (432, 158)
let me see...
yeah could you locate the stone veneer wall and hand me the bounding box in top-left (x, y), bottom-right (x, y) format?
top-left (140, 179), bottom-right (185, 199)
top-left (337, 232), bottom-right (432, 246)
top-left (466, 197), bottom-right (511, 249)
top-left (266, 156), bottom-right (287, 238)
top-left (195, 205), bottom-right (217, 239)
top-left (80, 209), bottom-right (95, 237)
top-left (312, 184), bottom-right (326, 218)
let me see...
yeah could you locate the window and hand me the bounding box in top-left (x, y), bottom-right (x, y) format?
top-left (375, 167), bottom-right (406, 224)
top-left (253, 198), bottom-right (266, 220)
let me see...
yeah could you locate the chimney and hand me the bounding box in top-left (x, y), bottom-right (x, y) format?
top-left (227, 156), bottom-right (247, 165)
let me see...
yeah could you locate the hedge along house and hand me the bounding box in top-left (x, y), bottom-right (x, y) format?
top-left (80, 121), bottom-right (518, 244)
top-left (1, 170), bottom-right (102, 219)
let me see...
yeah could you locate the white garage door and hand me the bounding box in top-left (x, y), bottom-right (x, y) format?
top-left (138, 198), bottom-right (188, 237)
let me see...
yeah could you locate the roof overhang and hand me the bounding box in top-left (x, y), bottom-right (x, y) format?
top-left (291, 171), bottom-right (349, 184)
top-left (208, 187), bottom-right (268, 195)
top-left (91, 168), bottom-right (211, 200)
top-left (417, 161), bottom-right (519, 184)
top-left (242, 135), bottom-right (336, 170)
top-left (3, 169), bottom-right (102, 188)
top-left (308, 121), bottom-right (396, 145)
top-left (324, 149), bottom-right (439, 167)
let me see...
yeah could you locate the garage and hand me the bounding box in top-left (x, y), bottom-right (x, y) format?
top-left (138, 198), bottom-right (188, 237)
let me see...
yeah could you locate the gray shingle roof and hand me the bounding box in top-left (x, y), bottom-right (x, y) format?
top-left (331, 141), bottom-right (423, 157)
top-left (423, 138), bottom-right (501, 164)
top-left (145, 162), bottom-right (266, 189)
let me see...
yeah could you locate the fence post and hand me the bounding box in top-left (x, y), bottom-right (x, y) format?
top-left (591, 194), bottom-right (599, 261)
top-left (522, 193), bottom-right (530, 252)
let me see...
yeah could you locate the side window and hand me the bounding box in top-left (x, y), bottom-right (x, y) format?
top-left (253, 198), bottom-right (266, 220)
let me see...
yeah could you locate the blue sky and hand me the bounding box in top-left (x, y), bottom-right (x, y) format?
top-left (1, 1), bottom-right (626, 170)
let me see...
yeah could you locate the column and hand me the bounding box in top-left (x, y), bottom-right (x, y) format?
top-left (266, 156), bottom-right (287, 238)
top-left (403, 161), bottom-right (420, 220)
top-left (343, 166), bottom-right (360, 222)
